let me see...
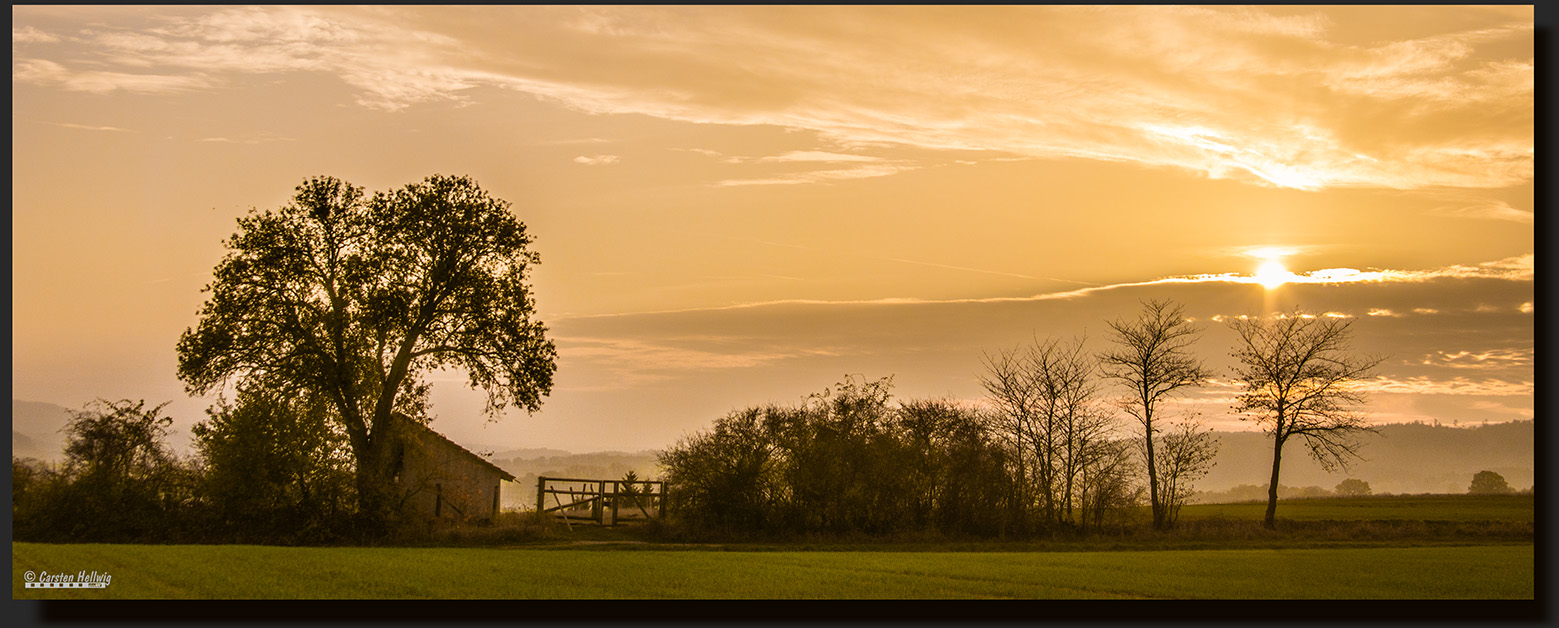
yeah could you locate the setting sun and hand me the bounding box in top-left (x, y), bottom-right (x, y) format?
top-left (1255, 259), bottom-right (1295, 289)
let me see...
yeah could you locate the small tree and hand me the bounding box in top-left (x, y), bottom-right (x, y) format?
top-left (1228, 312), bottom-right (1384, 529)
top-left (1101, 299), bottom-right (1214, 530)
top-left (1147, 418), bottom-right (1218, 527)
top-left (28, 399), bottom-right (197, 541)
top-left (193, 387), bottom-right (356, 541)
top-left (1334, 478), bottom-right (1372, 497)
top-left (1468, 470), bottom-right (1513, 495)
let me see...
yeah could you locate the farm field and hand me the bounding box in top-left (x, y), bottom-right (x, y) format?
top-left (13, 542), bottom-right (1532, 599)
top-left (1181, 494), bottom-right (1535, 522)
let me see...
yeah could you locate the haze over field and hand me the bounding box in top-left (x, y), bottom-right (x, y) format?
top-left (11, 6), bottom-right (1532, 455)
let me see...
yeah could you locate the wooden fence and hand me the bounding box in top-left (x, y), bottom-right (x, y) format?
top-left (535, 476), bottom-right (667, 527)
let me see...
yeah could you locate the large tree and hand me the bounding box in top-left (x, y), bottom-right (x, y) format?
top-left (1100, 299), bottom-right (1214, 530)
top-left (178, 174), bottom-right (557, 525)
top-left (1228, 312), bottom-right (1383, 529)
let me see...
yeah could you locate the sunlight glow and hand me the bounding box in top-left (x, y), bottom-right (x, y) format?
top-left (1255, 259), bottom-right (1295, 289)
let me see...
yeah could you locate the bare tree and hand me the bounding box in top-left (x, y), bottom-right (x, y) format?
top-left (1147, 417), bottom-right (1218, 527)
top-left (1100, 299), bottom-right (1214, 530)
top-left (981, 335), bottom-right (1122, 530)
top-left (1228, 312), bottom-right (1384, 529)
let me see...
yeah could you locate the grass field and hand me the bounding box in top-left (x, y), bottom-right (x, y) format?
top-left (12, 542), bottom-right (1532, 599)
top-left (1181, 493), bottom-right (1535, 522)
top-left (13, 494), bottom-right (1535, 600)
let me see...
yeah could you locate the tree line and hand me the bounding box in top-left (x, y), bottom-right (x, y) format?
top-left (659, 300), bottom-right (1386, 537)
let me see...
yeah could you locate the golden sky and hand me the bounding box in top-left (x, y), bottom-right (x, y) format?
top-left (11, 6), bottom-right (1533, 453)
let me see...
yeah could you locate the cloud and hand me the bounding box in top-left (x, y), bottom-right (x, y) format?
top-left (12, 6), bottom-right (1532, 190)
top-left (573, 154), bottom-right (620, 165)
top-left (13, 26), bottom-right (60, 43)
top-left (1420, 349), bottom-right (1532, 371)
top-left (45, 121), bottom-right (135, 132)
top-left (13, 58), bottom-right (211, 93)
top-left (196, 133), bottom-right (295, 144)
top-left (759, 150), bottom-right (882, 163)
top-left (715, 162), bottom-right (915, 187)
top-left (1357, 376), bottom-right (1532, 397)
top-left (1431, 199), bottom-right (1533, 223)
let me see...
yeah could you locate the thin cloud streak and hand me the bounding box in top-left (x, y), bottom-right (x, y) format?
top-left (553, 253), bottom-right (1534, 321)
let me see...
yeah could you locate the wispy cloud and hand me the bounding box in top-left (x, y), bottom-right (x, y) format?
top-left (13, 26), bottom-right (60, 44)
top-left (12, 6), bottom-right (1532, 191)
top-left (759, 150), bottom-right (882, 163)
top-left (555, 253), bottom-right (1534, 321)
top-left (43, 121), bottom-right (135, 132)
top-left (197, 133), bottom-right (295, 144)
top-left (715, 162), bottom-right (914, 186)
top-left (13, 58), bottom-right (210, 94)
top-left (573, 154), bottom-right (620, 165)
top-left (1358, 376), bottom-right (1533, 397)
top-left (1420, 349), bottom-right (1532, 371)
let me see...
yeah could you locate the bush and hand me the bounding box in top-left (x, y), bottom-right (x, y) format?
top-left (659, 376), bottom-right (1024, 538)
top-left (1468, 470), bottom-right (1513, 495)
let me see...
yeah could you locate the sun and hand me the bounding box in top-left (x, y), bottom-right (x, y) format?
top-left (1255, 259), bottom-right (1294, 289)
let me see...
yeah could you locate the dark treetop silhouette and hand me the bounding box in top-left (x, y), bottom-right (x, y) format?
top-left (177, 174), bottom-right (557, 526)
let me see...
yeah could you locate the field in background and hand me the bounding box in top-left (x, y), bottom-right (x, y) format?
top-left (1180, 493), bottom-right (1534, 522)
top-left (11, 542), bottom-right (1533, 599)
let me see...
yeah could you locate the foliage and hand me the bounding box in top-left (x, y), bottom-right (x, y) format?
top-left (1101, 299), bottom-right (1214, 530)
top-left (1468, 470), bottom-right (1513, 495)
top-left (659, 376), bottom-right (1019, 537)
top-left (177, 174), bottom-right (557, 524)
top-left (192, 387), bottom-right (357, 543)
top-left (1335, 478), bottom-right (1372, 497)
top-left (1228, 311), bottom-right (1384, 528)
top-left (12, 400), bottom-right (199, 542)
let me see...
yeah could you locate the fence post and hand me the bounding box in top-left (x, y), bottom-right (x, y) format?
top-left (536, 477), bottom-right (547, 514)
top-left (611, 481), bottom-right (621, 526)
top-left (592, 481), bottom-right (604, 523)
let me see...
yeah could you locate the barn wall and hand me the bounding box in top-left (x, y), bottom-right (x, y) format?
top-left (391, 424), bottom-right (506, 521)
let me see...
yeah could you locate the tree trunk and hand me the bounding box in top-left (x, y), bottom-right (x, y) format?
top-left (1264, 434), bottom-right (1284, 530)
top-left (1145, 421), bottom-right (1162, 531)
top-left (352, 418), bottom-right (397, 534)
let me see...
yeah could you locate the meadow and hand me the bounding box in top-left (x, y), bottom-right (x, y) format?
top-left (10, 542), bottom-right (1533, 599)
top-left (12, 494), bottom-right (1535, 600)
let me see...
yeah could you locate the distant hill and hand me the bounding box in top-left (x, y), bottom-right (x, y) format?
top-left (1198, 420), bottom-right (1533, 497)
top-left (11, 399), bottom-right (73, 462)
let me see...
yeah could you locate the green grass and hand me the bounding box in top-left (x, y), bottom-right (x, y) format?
top-left (13, 542), bottom-right (1532, 599)
top-left (1182, 493), bottom-right (1534, 522)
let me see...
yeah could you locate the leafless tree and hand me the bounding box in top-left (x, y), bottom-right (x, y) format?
top-left (1228, 312), bottom-right (1384, 528)
top-left (981, 335), bottom-right (1124, 530)
top-left (1100, 299), bottom-right (1214, 530)
top-left (1146, 417), bottom-right (1218, 527)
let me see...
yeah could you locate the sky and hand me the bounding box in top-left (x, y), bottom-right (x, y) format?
top-left (11, 6), bottom-right (1534, 455)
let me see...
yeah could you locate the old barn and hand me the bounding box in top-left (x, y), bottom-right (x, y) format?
top-left (387, 414), bottom-right (513, 522)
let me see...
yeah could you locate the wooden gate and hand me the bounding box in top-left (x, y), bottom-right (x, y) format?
top-left (535, 476), bottom-right (667, 526)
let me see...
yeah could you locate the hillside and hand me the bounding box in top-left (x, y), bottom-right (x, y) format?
top-left (11, 399), bottom-right (72, 462)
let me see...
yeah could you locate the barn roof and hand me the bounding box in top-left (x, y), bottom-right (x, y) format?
top-left (392, 413), bottom-right (516, 482)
